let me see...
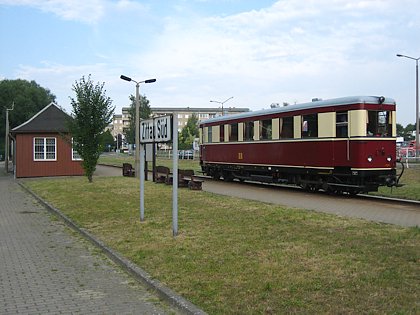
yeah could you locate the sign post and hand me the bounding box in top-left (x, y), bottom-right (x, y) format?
top-left (172, 114), bottom-right (178, 236)
top-left (139, 115), bottom-right (178, 236)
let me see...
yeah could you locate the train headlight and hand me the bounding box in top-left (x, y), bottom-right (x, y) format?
top-left (367, 156), bottom-right (373, 163)
top-left (386, 156), bottom-right (392, 162)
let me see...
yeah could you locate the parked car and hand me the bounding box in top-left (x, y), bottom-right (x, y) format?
top-left (178, 150), bottom-right (194, 160)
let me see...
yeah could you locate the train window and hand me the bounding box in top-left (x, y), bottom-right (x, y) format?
top-left (208, 127), bottom-right (213, 143)
top-left (220, 124), bottom-right (225, 142)
top-left (279, 117), bottom-right (294, 138)
top-left (260, 119), bottom-right (272, 140)
top-left (229, 123), bottom-right (238, 142)
top-left (302, 114), bottom-right (318, 138)
top-left (244, 121), bottom-right (254, 141)
top-left (336, 112), bottom-right (348, 137)
top-left (367, 111), bottom-right (392, 137)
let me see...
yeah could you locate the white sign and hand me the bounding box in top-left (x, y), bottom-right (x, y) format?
top-left (140, 115), bottom-right (172, 143)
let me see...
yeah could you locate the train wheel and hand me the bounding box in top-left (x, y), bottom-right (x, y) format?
top-left (348, 189), bottom-right (360, 196)
top-left (222, 171), bottom-right (234, 182)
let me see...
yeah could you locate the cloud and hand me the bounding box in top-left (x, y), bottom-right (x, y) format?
top-left (0, 0), bottom-right (106, 23)
top-left (3, 0), bottom-right (419, 124)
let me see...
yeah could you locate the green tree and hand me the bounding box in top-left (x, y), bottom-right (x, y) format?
top-left (0, 79), bottom-right (56, 157)
top-left (123, 94), bottom-right (152, 145)
top-left (404, 123), bottom-right (416, 141)
top-left (396, 123), bottom-right (404, 137)
top-left (101, 129), bottom-right (115, 151)
top-left (179, 113), bottom-right (199, 150)
top-left (68, 75), bottom-right (114, 182)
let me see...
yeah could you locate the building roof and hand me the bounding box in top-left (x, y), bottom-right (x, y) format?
top-left (12, 102), bottom-right (72, 133)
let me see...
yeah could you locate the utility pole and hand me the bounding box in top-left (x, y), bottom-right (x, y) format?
top-left (4, 103), bottom-right (14, 174)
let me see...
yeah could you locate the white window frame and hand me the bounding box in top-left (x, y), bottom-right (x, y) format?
top-left (71, 138), bottom-right (82, 161)
top-left (33, 137), bottom-right (57, 161)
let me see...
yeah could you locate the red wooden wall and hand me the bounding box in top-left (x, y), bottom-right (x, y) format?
top-left (15, 133), bottom-right (84, 178)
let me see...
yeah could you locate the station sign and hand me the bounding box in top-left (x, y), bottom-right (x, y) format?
top-left (140, 115), bottom-right (172, 143)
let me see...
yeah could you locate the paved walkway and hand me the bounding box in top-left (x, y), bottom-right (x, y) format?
top-left (0, 168), bottom-right (177, 314)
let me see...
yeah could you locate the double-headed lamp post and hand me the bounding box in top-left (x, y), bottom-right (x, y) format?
top-left (210, 96), bottom-right (234, 116)
top-left (396, 54), bottom-right (419, 158)
top-left (120, 75), bottom-right (156, 178)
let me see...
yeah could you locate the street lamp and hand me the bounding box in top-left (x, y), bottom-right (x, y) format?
top-left (396, 54), bottom-right (419, 158)
top-left (120, 75), bottom-right (156, 222)
top-left (120, 75), bottom-right (156, 178)
top-left (210, 96), bottom-right (234, 116)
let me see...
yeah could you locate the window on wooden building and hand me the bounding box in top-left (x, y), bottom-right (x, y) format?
top-left (34, 137), bottom-right (56, 161)
top-left (72, 138), bottom-right (82, 161)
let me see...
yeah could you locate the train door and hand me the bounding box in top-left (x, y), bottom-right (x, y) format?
top-left (336, 111), bottom-right (350, 163)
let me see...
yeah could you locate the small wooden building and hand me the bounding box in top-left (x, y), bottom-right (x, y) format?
top-left (11, 102), bottom-right (84, 178)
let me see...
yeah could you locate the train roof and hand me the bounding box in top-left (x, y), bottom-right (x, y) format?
top-left (200, 95), bottom-right (396, 125)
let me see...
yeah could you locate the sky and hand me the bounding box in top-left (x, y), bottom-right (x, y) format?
top-left (1, 0), bottom-right (420, 126)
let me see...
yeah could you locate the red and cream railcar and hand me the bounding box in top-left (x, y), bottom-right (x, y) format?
top-left (199, 96), bottom-right (401, 194)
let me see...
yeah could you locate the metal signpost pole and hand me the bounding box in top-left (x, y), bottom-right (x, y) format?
top-left (172, 114), bottom-right (178, 236)
top-left (140, 141), bottom-right (145, 221)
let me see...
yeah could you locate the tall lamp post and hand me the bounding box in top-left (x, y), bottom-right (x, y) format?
top-left (397, 54), bottom-right (419, 158)
top-left (210, 96), bottom-right (233, 116)
top-left (4, 102), bottom-right (14, 174)
top-left (120, 75), bottom-right (156, 178)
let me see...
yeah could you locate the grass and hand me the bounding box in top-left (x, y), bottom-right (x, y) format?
top-left (25, 176), bottom-right (420, 314)
top-left (374, 166), bottom-right (420, 201)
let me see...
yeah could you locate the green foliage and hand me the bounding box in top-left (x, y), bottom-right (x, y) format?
top-left (396, 123), bottom-right (404, 137)
top-left (123, 94), bottom-right (152, 145)
top-left (68, 75), bottom-right (114, 182)
top-left (101, 130), bottom-right (115, 151)
top-left (179, 113), bottom-right (199, 150)
top-left (0, 79), bottom-right (56, 156)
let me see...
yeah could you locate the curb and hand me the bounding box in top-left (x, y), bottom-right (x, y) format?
top-left (18, 181), bottom-right (207, 315)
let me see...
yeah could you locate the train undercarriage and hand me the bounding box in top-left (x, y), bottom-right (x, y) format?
top-left (201, 163), bottom-right (403, 195)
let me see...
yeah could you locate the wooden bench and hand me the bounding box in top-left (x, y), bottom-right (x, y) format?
top-left (166, 169), bottom-right (204, 190)
top-left (122, 163), bottom-right (135, 177)
top-left (179, 169), bottom-right (204, 190)
top-left (154, 166), bottom-right (170, 184)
